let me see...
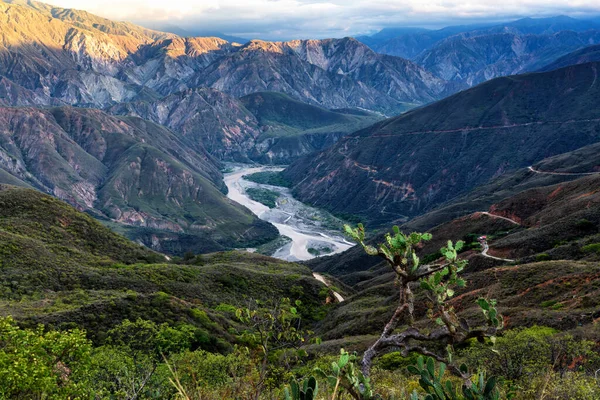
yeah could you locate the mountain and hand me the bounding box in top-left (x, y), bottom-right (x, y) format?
top-left (0, 0), bottom-right (175, 106)
top-left (182, 38), bottom-right (449, 114)
top-left (108, 90), bottom-right (382, 164)
top-left (238, 92), bottom-right (382, 163)
top-left (108, 88), bottom-right (262, 161)
top-left (415, 30), bottom-right (600, 86)
top-left (361, 16), bottom-right (600, 59)
top-left (0, 106), bottom-right (277, 255)
top-left (0, 0), bottom-right (453, 114)
top-left (0, 184), bottom-right (322, 343)
top-left (401, 141), bottom-right (600, 232)
top-left (539, 44), bottom-right (600, 71)
top-left (283, 62), bottom-right (600, 226)
top-left (360, 25), bottom-right (484, 59)
top-left (359, 16), bottom-right (600, 87)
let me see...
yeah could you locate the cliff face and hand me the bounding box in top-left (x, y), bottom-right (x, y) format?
top-left (0, 106), bottom-right (277, 254)
top-left (108, 88), bottom-right (262, 161)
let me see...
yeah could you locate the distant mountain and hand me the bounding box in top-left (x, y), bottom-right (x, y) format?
top-left (361, 16), bottom-right (600, 58)
top-left (0, 106), bottom-right (277, 254)
top-left (360, 25), bottom-right (484, 59)
top-left (359, 16), bottom-right (600, 87)
top-left (283, 62), bottom-right (600, 226)
top-left (415, 30), bottom-right (600, 85)
top-left (0, 0), bottom-right (453, 113)
top-left (539, 44), bottom-right (600, 71)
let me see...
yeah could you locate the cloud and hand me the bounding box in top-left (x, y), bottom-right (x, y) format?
top-left (49, 0), bottom-right (600, 40)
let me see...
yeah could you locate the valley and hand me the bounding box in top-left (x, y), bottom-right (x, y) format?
top-left (1, 1), bottom-right (600, 398)
top-left (223, 165), bottom-right (354, 261)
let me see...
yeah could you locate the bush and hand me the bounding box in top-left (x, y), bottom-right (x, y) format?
top-left (463, 326), bottom-right (594, 382)
top-left (243, 172), bottom-right (292, 188)
top-left (581, 243), bottom-right (600, 254)
top-left (536, 253), bottom-right (551, 261)
top-left (0, 317), bottom-right (93, 399)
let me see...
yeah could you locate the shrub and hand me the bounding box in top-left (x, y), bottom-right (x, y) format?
top-left (581, 243), bottom-right (600, 254)
top-left (535, 253), bottom-right (551, 261)
top-left (0, 317), bottom-right (93, 399)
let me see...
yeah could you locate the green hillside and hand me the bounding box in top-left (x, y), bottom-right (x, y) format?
top-left (0, 185), bottom-right (323, 343)
top-left (240, 91), bottom-right (381, 139)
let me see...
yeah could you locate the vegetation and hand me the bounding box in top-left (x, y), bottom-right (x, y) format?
top-left (246, 187), bottom-right (281, 209)
top-left (1, 185), bottom-right (599, 399)
top-left (240, 92), bottom-right (381, 139)
top-left (308, 247), bottom-right (333, 256)
top-left (343, 224), bottom-right (501, 382)
top-left (244, 171), bottom-right (293, 188)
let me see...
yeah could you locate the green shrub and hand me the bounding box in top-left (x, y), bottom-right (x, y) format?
top-left (540, 300), bottom-right (557, 308)
top-left (536, 253), bottom-right (551, 261)
top-left (214, 303), bottom-right (237, 315)
top-left (463, 326), bottom-right (594, 382)
top-left (377, 351), bottom-right (421, 371)
top-left (0, 317), bottom-right (93, 399)
top-left (581, 243), bottom-right (600, 254)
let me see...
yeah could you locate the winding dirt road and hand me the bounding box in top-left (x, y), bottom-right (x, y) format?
top-left (312, 272), bottom-right (344, 302)
top-left (477, 212), bottom-right (519, 262)
top-left (527, 166), bottom-right (600, 176)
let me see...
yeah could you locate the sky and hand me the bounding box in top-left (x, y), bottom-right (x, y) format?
top-left (49, 0), bottom-right (600, 40)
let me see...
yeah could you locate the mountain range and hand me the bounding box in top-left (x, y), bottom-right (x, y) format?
top-left (2, 0), bottom-right (600, 259)
top-left (283, 61), bottom-right (600, 226)
top-left (359, 16), bottom-right (600, 86)
top-left (0, 0), bottom-right (451, 114)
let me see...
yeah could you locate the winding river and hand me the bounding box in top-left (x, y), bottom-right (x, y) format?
top-left (224, 165), bottom-right (354, 262)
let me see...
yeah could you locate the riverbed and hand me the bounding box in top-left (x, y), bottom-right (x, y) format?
top-left (224, 165), bottom-right (354, 262)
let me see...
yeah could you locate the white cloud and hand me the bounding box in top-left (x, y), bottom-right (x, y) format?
top-left (48, 0), bottom-right (600, 39)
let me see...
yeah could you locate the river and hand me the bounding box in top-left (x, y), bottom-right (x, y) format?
top-left (224, 165), bottom-right (354, 262)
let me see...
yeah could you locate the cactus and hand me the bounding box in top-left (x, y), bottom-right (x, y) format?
top-left (285, 376), bottom-right (319, 400)
top-left (314, 349), bottom-right (376, 399)
top-left (408, 356), bottom-right (499, 400)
